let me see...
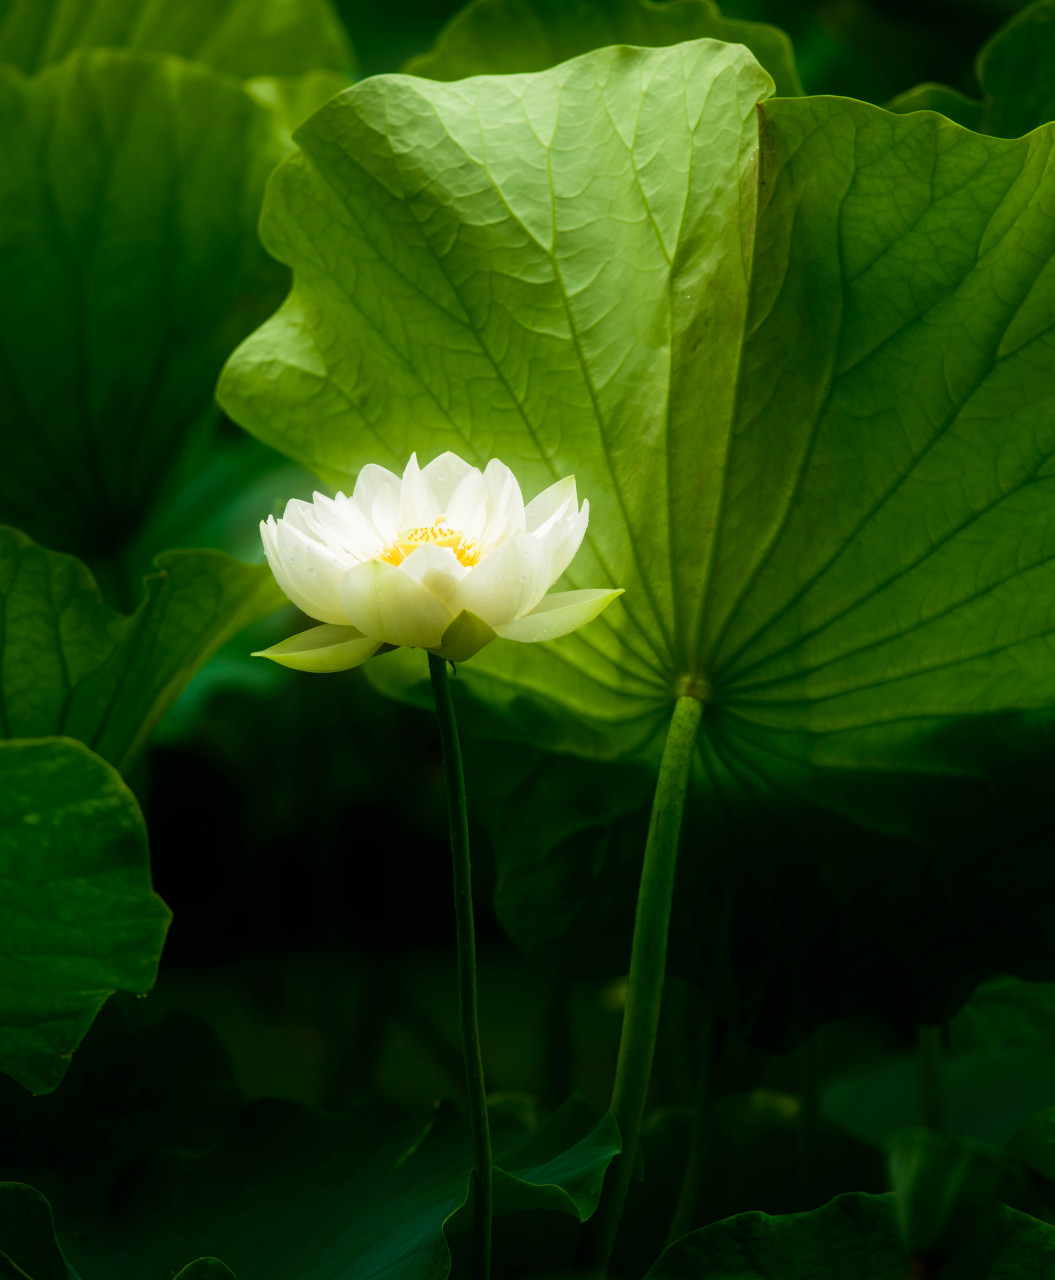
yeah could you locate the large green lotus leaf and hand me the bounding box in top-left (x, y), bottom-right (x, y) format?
top-left (405, 0), bottom-right (801, 98)
top-left (55, 1095), bottom-right (618, 1280)
top-left (219, 39), bottom-right (774, 754)
top-left (0, 738), bottom-right (170, 1095)
top-left (889, 0), bottom-right (1055, 137)
top-left (643, 1193), bottom-right (1055, 1279)
top-left (0, 0), bottom-right (353, 78)
top-left (0, 527), bottom-right (283, 775)
top-left (0, 50), bottom-right (288, 559)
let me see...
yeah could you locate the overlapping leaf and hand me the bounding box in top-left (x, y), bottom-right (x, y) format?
top-left (0, 49), bottom-right (287, 559)
top-left (0, 0), bottom-right (354, 78)
top-left (644, 1193), bottom-right (1055, 1279)
top-left (0, 1184), bottom-right (231, 1279)
top-left (890, 0), bottom-right (1055, 136)
top-left (49, 1095), bottom-right (617, 1279)
top-left (406, 0), bottom-right (802, 98)
top-left (219, 39), bottom-right (1055, 1034)
top-left (0, 526), bottom-right (283, 774)
top-left (0, 739), bottom-right (169, 1094)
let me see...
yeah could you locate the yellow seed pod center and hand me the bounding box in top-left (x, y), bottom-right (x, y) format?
top-left (379, 520), bottom-right (481, 568)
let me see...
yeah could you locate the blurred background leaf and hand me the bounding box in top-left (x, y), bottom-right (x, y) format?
top-left (0, 1183), bottom-right (71, 1280)
top-left (0, 51), bottom-right (285, 570)
top-left (49, 1092), bottom-right (617, 1280)
top-left (405, 0), bottom-right (802, 97)
top-left (889, 0), bottom-right (1055, 135)
top-left (643, 1191), bottom-right (1055, 1278)
top-left (0, 738), bottom-right (169, 1094)
top-left (0, 0), bottom-right (355, 77)
top-left (0, 527), bottom-right (283, 776)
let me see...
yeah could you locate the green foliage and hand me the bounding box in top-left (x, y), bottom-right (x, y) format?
top-left (890, 0), bottom-right (1055, 136)
top-left (4, 0), bottom-right (1055, 1273)
top-left (406, 0), bottom-right (802, 98)
top-left (887, 1128), bottom-right (1009, 1263)
top-left (0, 527), bottom-right (283, 775)
top-left (0, 1184), bottom-right (68, 1280)
top-left (823, 1046), bottom-right (1055, 1150)
top-left (174, 1263), bottom-right (237, 1280)
top-left (38, 1094), bottom-right (618, 1279)
top-left (0, 739), bottom-right (169, 1095)
top-left (0, 49), bottom-right (286, 559)
top-left (245, 69), bottom-right (353, 144)
top-left (715, 0), bottom-right (1015, 104)
top-left (645, 1192), bottom-right (1055, 1278)
top-left (0, 0), bottom-right (354, 78)
top-left (953, 977), bottom-right (1055, 1052)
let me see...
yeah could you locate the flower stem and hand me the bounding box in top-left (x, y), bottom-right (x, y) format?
top-left (428, 651), bottom-right (493, 1280)
top-left (587, 693), bottom-right (705, 1272)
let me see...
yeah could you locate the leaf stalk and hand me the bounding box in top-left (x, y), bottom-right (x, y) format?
top-left (588, 692), bottom-right (704, 1272)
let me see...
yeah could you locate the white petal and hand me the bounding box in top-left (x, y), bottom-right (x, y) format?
top-left (478, 457), bottom-right (526, 549)
top-left (308, 492), bottom-right (385, 560)
top-left (421, 451), bottom-right (477, 508)
top-left (339, 557), bottom-right (453, 649)
top-left (261, 517), bottom-right (351, 625)
top-left (400, 451), bottom-right (442, 529)
top-left (253, 624), bottom-right (381, 673)
top-left (445, 467), bottom-right (490, 541)
top-left (371, 484), bottom-right (401, 544)
top-left (494, 587), bottom-right (623, 643)
top-left (397, 544), bottom-right (471, 603)
top-left (524, 476), bottom-right (577, 533)
top-left (352, 464), bottom-right (402, 541)
top-left (538, 497), bottom-right (589, 584)
top-left (446, 530), bottom-right (550, 628)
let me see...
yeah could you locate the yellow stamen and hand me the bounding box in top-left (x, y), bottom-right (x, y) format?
top-left (379, 519), bottom-right (481, 568)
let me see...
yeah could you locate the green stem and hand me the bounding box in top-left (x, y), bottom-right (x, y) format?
top-left (588, 693), bottom-right (705, 1272)
top-left (917, 1024), bottom-right (946, 1133)
top-left (428, 652), bottom-right (493, 1280)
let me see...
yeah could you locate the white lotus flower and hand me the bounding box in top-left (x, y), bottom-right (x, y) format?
top-left (254, 452), bottom-right (623, 672)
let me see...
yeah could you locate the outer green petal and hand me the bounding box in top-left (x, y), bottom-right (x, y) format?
top-left (495, 589), bottom-right (624, 644)
top-left (432, 610), bottom-right (498, 663)
top-left (253, 624), bottom-right (381, 672)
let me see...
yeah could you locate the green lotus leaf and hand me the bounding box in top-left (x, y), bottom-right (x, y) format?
top-left (245, 68), bottom-right (353, 143)
top-left (0, 49), bottom-right (288, 559)
top-left (0, 738), bottom-right (170, 1095)
top-left (405, 0), bottom-right (801, 98)
top-left (0, 1183), bottom-right (68, 1280)
top-left (53, 1095), bottom-right (618, 1280)
top-left (644, 1192), bottom-right (1055, 1279)
top-left (889, 0), bottom-right (1055, 136)
top-left (173, 1264), bottom-right (237, 1280)
top-left (0, 526), bottom-right (283, 775)
top-left (0, 0), bottom-right (354, 78)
